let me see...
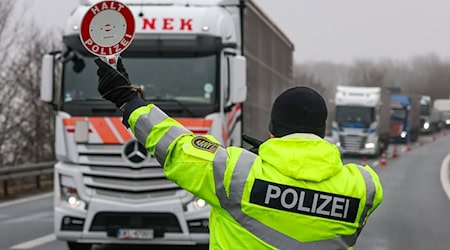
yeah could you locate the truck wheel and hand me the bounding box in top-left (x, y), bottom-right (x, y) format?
top-left (67, 242), bottom-right (92, 250)
top-left (374, 144), bottom-right (381, 157)
top-left (376, 139), bottom-right (386, 157)
top-left (412, 131), bottom-right (419, 142)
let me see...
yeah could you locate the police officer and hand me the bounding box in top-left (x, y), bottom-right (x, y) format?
top-left (95, 58), bottom-right (383, 250)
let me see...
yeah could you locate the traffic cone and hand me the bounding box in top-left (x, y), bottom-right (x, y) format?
top-left (406, 141), bottom-right (412, 152)
top-left (362, 156), bottom-right (368, 165)
top-left (380, 150), bottom-right (388, 167)
top-left (444, 130), bottom-right (447, 136)
top-left (419, 137), bottom-right (424, 146)
top-left (392, 145), bottom-right (399, 159)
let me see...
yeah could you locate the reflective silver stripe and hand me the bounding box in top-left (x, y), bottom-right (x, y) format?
top-left (213, 148), bottom-right (229, 204)
top-left (330, 166), bottom-right (377, 247)
top-left (223, 151), bottom-right (303, 249)
top-left (355, 165), bottom-right (376, 235)
top-left (155, 126), bottom-right (190, 165)
top-left (213, 150), bottom-right (306, 249)
top-left (213, 151), bottom-right (379, 249)
top-left (134, 106), bottom-right (167, 145)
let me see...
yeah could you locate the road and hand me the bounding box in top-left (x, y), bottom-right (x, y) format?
top-left (355, 133), bottom-right (450, 250)
top-left (0, 193), bottom-right (206, 250)
top-left (1, 133), bottom-right (450, 250)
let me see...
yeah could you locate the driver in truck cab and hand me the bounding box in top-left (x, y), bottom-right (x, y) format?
top-left (94, 57), bottom-right (383, 250)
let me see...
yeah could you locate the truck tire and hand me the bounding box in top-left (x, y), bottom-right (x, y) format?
top-left (374, 143), bottom-right (381, 157)
top-left (411, 130), bottom-right (419, 142)
top-left (67, 242), bottom-right (92, 250)
top-left (376, 137), bottom-right (389, 157)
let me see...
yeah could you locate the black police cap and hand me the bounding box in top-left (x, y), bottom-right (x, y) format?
top-left (269, 86), bottom-right (328, 138)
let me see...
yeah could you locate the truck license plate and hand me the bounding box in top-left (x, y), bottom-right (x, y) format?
top-left (116, 229), bottom-right (154, 239)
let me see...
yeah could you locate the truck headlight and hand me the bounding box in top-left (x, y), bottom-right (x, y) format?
top-left (61, 186), bottom-right (87, 210)
top-left (365, 143), bottom-right (375, 149)
top-left (59, 175), bottom-right (87, 210)
top-left (185, 197), bottom-right (208, 212)
top-left (401, 131), bottom-right (407, 138)
top-left (446, 119), bottom-right (450, 125)
top-left (423, 122), bottom-right (430, 129)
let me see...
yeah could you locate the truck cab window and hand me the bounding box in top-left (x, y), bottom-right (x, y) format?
top-left (335, 106), bottom-right (375, 126)
top-left (390, 109), bottom-right (407, 120)
top-left (62, 54), bottom-right (219, 105)
top-left (63, 57), bottom-right (99, 102)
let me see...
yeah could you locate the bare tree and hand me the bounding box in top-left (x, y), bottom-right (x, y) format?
top-left (294, 54), bottom-right (450, 106)
top-left (408, 54), bottom-right (450, 99)
top-left (0, 0), bottom-right (19, 165)
top-left (0, 0), bottom-right (57, 166)
top-left (295, 61), bottom-right (351, 101)
top-left (348, 59), bottom-right (386, 87)
top-left (293, 66), bottom-right (325, 95)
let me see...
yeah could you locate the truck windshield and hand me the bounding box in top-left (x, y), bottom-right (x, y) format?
top-left (420, 104), bottom-right (430, 116)
top-left (63, 54), bottom-right (218, 105)
top-left (441, 111), bottom-right (450, 119)
top-left (335, 106), bottom-right (375, 125)
top-left (391, 108), bottom-right (407, 120)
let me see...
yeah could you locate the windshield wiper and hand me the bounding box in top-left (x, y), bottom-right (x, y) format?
top-left (65, 98), bottom-right (106, 102)
top-left (148, 98), bottom-right (197, 117)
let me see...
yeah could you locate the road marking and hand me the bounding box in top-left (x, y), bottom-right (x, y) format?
top-left (10, 234), bottom-right (56, 249)
top-left (439, 152), bottom-right (450, 200)
top-left (0, 192), bottom-right (53, 208)
top-left (3, 211), bottom-right (52, 224)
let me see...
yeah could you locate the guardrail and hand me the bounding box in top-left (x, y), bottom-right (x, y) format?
top-left (0, 161), bottom-right (55, 197)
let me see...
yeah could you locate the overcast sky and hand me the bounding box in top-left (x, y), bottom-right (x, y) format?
top-left (19, 0), bottom-right (450, 64)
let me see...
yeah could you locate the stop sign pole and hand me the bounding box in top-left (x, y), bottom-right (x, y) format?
top-left (79, 0), bottom-right (135, 69)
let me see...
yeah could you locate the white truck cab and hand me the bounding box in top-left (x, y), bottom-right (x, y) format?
top-left (42, 1), bottom-right (245, 249)
top-left (40, 0), bottom-right (294, 249)
top-left (332, 86), bottom-right (390, 156)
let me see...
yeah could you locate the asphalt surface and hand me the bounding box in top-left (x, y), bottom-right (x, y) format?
top-left (355, 133), bottom-right (450, 250)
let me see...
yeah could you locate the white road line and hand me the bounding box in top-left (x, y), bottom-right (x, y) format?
top-left (10, 234), bottom-right (56, 249)
top-left (0, 192), bottom-right (53, 208)
top-left (439, 152), bottom-right (450, 200)
top-left (3, 211), bottom-right (52, 224)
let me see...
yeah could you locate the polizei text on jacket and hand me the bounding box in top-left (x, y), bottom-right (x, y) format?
top-left (250, 179), bottom-right (360, 223)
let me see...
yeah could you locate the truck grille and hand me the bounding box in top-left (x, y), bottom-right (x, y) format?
top-left (77, 144), bottom-right (181, 200)
top-left (340, 135), bottom-right (367, 151)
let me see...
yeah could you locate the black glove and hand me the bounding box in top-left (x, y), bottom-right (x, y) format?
top-left (95, 57), bottom-right (138, 108)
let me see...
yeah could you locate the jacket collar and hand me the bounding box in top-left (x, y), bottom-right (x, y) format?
top-left (282, 133), bottom-right (322, 140)
top-left (258, 134), bottom-right (343, 182)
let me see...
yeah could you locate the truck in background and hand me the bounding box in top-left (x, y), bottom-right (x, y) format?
top-left (433, 99), bottom-right (450, 129)
top-left (39, 0), bottom-right (294, 249)
top-left (419, 95), bottom-right (439, 134)
top-left (332, 86), bottom-right (390, 156)
top-left (389, 94), bottom-right (421, 143)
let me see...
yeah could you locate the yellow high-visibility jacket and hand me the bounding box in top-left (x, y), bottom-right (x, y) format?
top-left (126, 103), bottom-right (383, 250)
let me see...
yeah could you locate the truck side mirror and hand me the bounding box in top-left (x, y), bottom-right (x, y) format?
top-left (228, 55), bottom-right (247, 104)
top-left (40, 54), bottom-right (54, 103)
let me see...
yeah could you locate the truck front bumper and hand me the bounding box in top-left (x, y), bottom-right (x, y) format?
top-left (340, 147), bottom-right (378, 156)
top-left (54, 197), bottom-right (210, 246)
top-left (389, 136), bottom-right (408, 144)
